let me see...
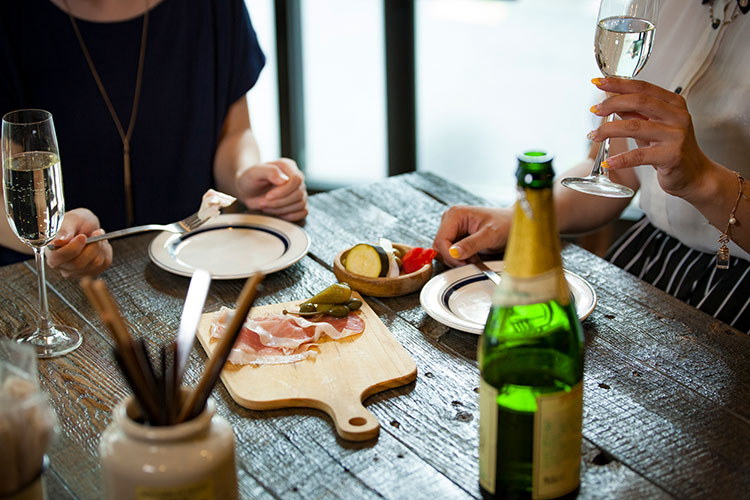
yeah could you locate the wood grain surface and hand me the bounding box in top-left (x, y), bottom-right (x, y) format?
top-left (0, 172), bottom-right (747, 499)
top-left (195, 293), bottom-right (417, 441)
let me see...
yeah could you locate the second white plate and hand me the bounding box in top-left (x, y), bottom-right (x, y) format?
top-left (419, 261), bottom-right (596, 334)
top-left (148, 214), bottom-right (310, 279)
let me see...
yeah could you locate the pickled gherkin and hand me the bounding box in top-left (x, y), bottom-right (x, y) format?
top-left (302, 283), bottom-right (352, 306)
top-left (478, 152), bottom-right (584, 499)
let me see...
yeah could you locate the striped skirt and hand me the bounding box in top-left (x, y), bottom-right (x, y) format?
top-left (605, 217), bottom-right (750, 334)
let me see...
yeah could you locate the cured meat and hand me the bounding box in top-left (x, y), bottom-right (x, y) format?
top-left (209, 307), bottom-right (365, 366)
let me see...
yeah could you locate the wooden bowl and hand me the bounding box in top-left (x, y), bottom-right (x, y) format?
top-left (333, 243), bottom-right (433, 297)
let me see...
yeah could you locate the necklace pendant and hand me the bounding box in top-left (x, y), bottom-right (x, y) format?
top-left (712, 18), bottom-right (721, 28)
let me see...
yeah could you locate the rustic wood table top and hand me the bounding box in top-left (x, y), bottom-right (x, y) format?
top-left (1, 172), bottom-right (748, 499)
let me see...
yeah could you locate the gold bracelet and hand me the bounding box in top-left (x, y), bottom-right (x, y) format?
top-left (717, 171), bottom-right (745, 270)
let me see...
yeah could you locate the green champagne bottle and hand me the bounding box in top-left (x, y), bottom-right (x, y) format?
top-left (478, 152), bottom-right (584, 499)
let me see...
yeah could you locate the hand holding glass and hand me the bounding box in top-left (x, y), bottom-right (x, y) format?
top-left (2, 109), bottom-right (81, 358)
top-left (561, 0), bottom-right (658, 198)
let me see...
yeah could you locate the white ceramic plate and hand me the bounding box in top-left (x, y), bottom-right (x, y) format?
top-left (148, 214), bottom-right (310, 279)
top-left (419, 261), bottom-right (596, 334)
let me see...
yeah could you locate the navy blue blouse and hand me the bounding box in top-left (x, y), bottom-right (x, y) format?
top-left (0, 0), bottom-right (265, 264)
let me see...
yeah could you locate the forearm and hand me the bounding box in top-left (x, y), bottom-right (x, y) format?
top-left (0, 194), bottom-right (32, 254)
top-left (0, 226), bottom-right (32, 254)
top-left (685, 161), bottom-right (750, 254)
top-left (213, 128), bottom-right (261, 198)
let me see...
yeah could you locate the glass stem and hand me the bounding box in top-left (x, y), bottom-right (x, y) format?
top-left (591, 113), bottom-right (615, 178)
top-left (33, 246), bottom-right (53, 336)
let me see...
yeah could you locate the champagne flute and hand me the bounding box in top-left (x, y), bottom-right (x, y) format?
top-left (561, 0), bottom-right (658, 198)
top-left (2, 109), bottom-right (82, 358)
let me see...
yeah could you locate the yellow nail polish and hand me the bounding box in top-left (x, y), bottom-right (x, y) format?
top-left (586, 131), bottom-right (596, 141)
top-left (449, 246), bottom-right (461, 259)
top-left (592, 77), bottom-right (604, 86)
top-left (601, 160), bottom-right (610, 169)
top-left (590, 105), bottom-right (599, 113)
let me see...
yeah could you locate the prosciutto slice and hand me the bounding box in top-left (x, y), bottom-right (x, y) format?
top-left (209, 307), bottom-right (365, 366)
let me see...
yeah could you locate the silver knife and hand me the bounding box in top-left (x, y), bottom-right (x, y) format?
top-left (468, 255), bottom-right (502, 287)
top-left (174, 269), bottom-right (212, 387)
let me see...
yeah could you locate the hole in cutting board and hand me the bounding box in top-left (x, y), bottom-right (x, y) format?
top-left (349, 417), bottom-right (367, 426)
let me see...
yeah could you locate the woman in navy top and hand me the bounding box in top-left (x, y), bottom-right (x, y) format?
top-left (0, 0), bottom-right (307, 276)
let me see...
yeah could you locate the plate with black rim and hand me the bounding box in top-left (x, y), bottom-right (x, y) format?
top-left (419, 261), bottom-right (596, 334)
top-left (148, 213), bottom-right (310, 279)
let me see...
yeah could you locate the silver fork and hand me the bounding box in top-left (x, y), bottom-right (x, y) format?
top-left (50, 211), bottom-right (210, 250)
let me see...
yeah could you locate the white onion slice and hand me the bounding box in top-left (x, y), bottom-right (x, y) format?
top-left (379, 237), bottom-right (400, 278)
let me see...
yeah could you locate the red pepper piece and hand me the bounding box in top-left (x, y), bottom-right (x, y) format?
top-left (401, 247), bottom-right (437, 274)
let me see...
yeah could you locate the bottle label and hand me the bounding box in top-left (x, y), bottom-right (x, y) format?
top-left (478, 377), bottom-right (499, 494)
top-left (532, 382), bottom-right (583, 499)
top-left (492, 268), bottom-right (569, 307)
top-left (478, 378), bottom-right (582, 498)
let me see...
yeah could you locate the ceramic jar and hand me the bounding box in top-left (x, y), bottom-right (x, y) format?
top-left (99, 396), bottom-right (237, 500)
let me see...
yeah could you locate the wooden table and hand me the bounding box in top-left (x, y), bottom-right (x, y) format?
top-left (1, 172), bottom-right (748, 499)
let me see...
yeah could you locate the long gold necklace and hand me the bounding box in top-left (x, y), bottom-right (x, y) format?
top-left (61, 0), bottom-right (150, 227)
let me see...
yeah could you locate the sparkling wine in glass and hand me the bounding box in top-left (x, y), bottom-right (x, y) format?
top-left (561, 0), bottom-right (658, 198)
top-left (2, 109), bottom-right (81, 358)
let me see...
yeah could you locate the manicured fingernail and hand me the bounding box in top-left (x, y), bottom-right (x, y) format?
top-left (590, 105), bottom-right (599, 114)
top-left (601, 160), bottom-right (610, 169)
top-left (449, 246), bottom-right (461, 258)
top-left (591, 77), bottom-right (603, 86)
top-left (586, 130), bottom-right (596, 141)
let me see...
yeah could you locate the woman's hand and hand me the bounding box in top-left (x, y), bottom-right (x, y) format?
top-left (432, 206), bottom-right (512, 267)
top-left (235, 158), bottom-right (308, 222)
top-left (588, 77), bottom-right (716, 204)
top-left (47, 208), bottom-right (112, 278)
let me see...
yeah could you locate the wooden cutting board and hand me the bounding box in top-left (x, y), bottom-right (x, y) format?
top-left (196, 293), bottom-right (417, 441)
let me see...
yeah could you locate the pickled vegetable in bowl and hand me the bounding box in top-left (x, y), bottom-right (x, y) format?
top-left (333, 242), bottom-right (435, 297)
top-left (343, 239), bottom-right (436, 279)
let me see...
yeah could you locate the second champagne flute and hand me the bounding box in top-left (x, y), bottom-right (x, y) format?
top-left (561, 0), bottom-right (658, 198)
top-left (2, 109), bottom-right (82, 358)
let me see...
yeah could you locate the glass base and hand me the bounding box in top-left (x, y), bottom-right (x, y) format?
top-left (561, 175), bottom-right (634, 198)
top-left (15, 324), bottom-right (82, 358)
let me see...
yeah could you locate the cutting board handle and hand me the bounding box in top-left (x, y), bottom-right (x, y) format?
top-left (324, 394), bottom-right (380, 442)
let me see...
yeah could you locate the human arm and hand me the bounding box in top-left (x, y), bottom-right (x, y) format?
top-left (213, 96), bottom-right (308, 221)
top-left (433, 139), bottom-right (635, 267)
top-left (589, 77), bottom-right (750, 253)
top-left (0, 189), bottom-right (33, 255)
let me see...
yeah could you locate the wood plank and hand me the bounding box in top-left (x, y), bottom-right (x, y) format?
top-left (579, 441), bottom-right (673, 499)
top-left (561, 246), bottom-right (750, 419)
top-left (400, 171), bottom-right (498, 208)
